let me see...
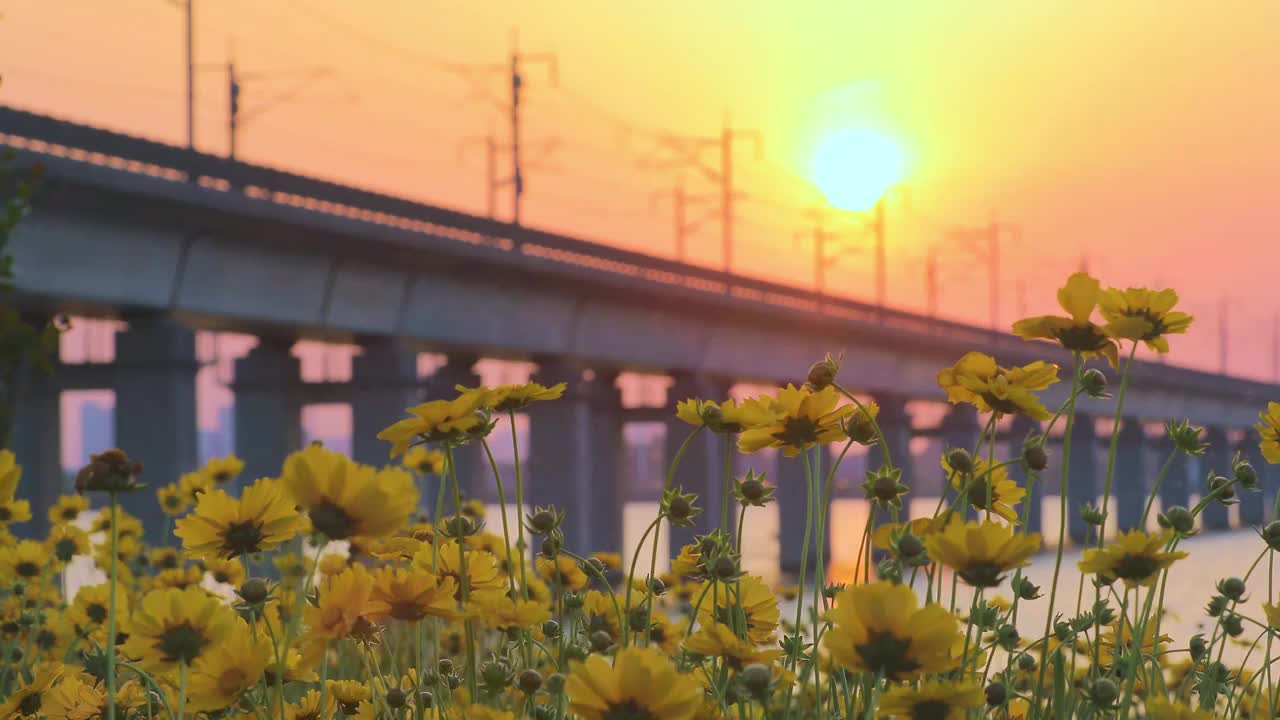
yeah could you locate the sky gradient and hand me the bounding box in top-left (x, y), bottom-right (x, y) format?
top-left (4, 2), bottom-right (1280, 381)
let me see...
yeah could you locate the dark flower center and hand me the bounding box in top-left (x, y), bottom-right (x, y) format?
top-left (1054, 324), bottom-right (1111, 353)
top-left (222, 521), bottom-right (266, 557)
top-left (1113, 553), bottom-right (1161, 582)
top-left (774, 417), bottom-right (821, 448)
top-left (16, 562), bottom-right (40, 578)
top-left (602, 700), bottom-right (654, 720)
top-left (213, 471), bottom-right (232, 483)
top-left (910, 700), bottom-right (952, 720)
top-left (855, 630), bottom-right (921, 680)
top-left (158, 622), bottom-right (208, 664)
top-left (35, 629), bottom-right (57, 650)
top-left (19, 692), bottom-right (41, 715)
top-left (959, 562), bottom-right (1007, 588)
top-left (164, 495), bottom-right (183, 509)
top-left (86, 603), bottom-right (108, 624)
top-left (310, 503), bottom-right (356, 540)
top-left (1124, 309), bottom-right (1167, 340)
top-left (61, 507), bottom-right (79, 519)
top-left (158, 555), bottom-right (179, 570)
top-left (981, 393), bottom-right (1023, 415)
top-left (0, 507), bottom-right (12, 522)
top-left (966, 477), bottom-right (995, 512)
top-left (54, 539), bottom-right (79, 562)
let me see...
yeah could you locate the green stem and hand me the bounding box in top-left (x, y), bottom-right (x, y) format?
top-left (508, 408), bottom-right (531, 601)
top-left (1098, 342), bottom-right (1138, 547)
top-left (106, 493), bottom-right (119, 720)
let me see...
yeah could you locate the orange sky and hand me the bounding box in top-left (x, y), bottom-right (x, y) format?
top-left (4, 1), bottom-right (1280, 380)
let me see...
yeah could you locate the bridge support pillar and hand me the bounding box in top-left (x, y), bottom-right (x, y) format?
top-left (1237, 430), bottom-right (1267, 527)
top-left (426, 354), bottom-right (483, 505)
top-left (528, 360), bottom-right (623, 554)
top-left (114, 315), bottom-right (199, 543)
top-left (8, 344), bottom-right (62, 539)
top-left (1007, 414), bottom-right (1044, 533)
top-left (664, 373), bottom-right (733, 552)
top-left (351, 338), bottom-right (420, 468)
top-left (1114, 420), bottom-right (1147, 532)
top-left (867, 394), bottom-right (914, 523)
top-left (1066, 414), bottom-right (1097, 546)
top-left (940, 405), bottom-right (981, 519)
top-left (234, 338), bottom-right (302, 483)
top-left (776, 446), bottom-right (823, 579)
top-left (1202, 427), bottom-right (1231, 530)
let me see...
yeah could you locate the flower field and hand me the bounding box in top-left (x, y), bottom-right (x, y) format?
top-left (5, 272), bottom-right (1280, 720)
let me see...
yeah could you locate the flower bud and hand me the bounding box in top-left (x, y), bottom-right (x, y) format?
top-left (1081, 368), bottom-right (1109, 398)
top-left (1080, 503), bottom-right (1106, 526)
top-left (985, 682), bottom-right (1007, 707)
top-left (946, 448), bottom-right (974, 473)
top-left (1159, 506), bottom-right (1195, 535)
top-left (1218, 577), bottom-right (1247, 601)
top-left (712, 555), bottom-right (740, 581)
top-left (518, 669), bottom-right (543, 694)
top-left (589, 630), bottom-right (614, 653)
top-left (385, 688), bottom-right (407, 709)
top-left (239, 578), bottom-right (270, 605)
top-left (1022, 444), bottom-right (1049, 472)
top-left (1262, 521), bottom-right (1280, 550)
top-left (541, 619), bottom-right (560, 639)
top-left (1208, 474), bottom-right (1235, 502)
top-left (738, 663), bottom-right (773, 694)
top-left (418, 692), bottom-right (433, 709)
top-left (1012, 576), bottom-right (1042, 601)
top-left (1223, 612), bottom-right (1245, 638)
top-left (896, 533), bottom-right (925, 560)
top-left (668, 497), bottom-right (692, 521)
top-left (1235, 460), bottom-right (1259, 490)
top-left (648, 577), bottom-right (666, 596)
top-left (544, 672), bottom-right (566, 694)
top-left (739, 477), bottom-right (767, 503)
top-left (540, 536), bottom-right (561, 558)
top-left (806, 355), bottom-right (840, 390)
top-left (1088, 678), bottom-right (1119, 707)
top-left (1189, 634), bottom-right (1208, 661)
top-left (1017, 653), bottom-right (1036, 672)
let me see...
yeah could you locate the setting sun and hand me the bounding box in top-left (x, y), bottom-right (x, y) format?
top-left (810, 128), bottom-right (905, 212)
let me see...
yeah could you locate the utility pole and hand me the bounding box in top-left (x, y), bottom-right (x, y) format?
top-left (649, 115), bottom-right (761, 275)
top-left (186, 0), bottom-right (195, 149)
top-left (1219, 296), bottom-right (1229, 374)
top-left (946, 219), bottom-right (1018, 329)
top-left (220, 58), bottom-right (337, 160)
top-left (227, 60), bottom-right (241, 159)
top-left (507, 31), bottom-right (557, 225)
top-left (458, 134), bottom-right (500, 218)
top-left (925, 244), bottom-right (939, 318)
top-left (650, 176), bottom-right (714, 262)
top-left (797, 208), bottom-right (859, 296)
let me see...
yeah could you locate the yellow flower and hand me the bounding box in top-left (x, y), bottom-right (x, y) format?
top-left (1078, 529), bottom-right (1187, 587)
top-left (675, 397), bottom-right (768, 434)
top-left (403, 445), bottom-right (446, 475)
top-left (943, 456), bottom-right (1025, 523)
top-left (369, 566), bottom-right (458, 622)
top-left (937, 352), bottom-right (1059, 420)
top-left (1145, 697), bottom-right (1215, 720)
top-left (1012, 272), bottom-right (1119, 366)
top-left (1264, 601), bottom-right (1280, 629)
top-left (581, 589), bottom-right (622, 641)
top-left (318, 552), bottom-right (350, 576)
top-left (0, 661), bottom-right (64, 718)
top-left (646, 611), bottom-right (685, 654)
top-left (737, 385), bottom-right (855, 456)
top-left (418, 541), bottom-right (507, 604)
top-left (872, 517), bottom-right (947, 550)
top-left (176, 477), bottom-right (306, 560)
top-left (567, 646), bottom-right (703, 720)
top-left (684, 622), bottom-right (782, 669)
top-left (68, 583), bottom-right (128, 643)
top-left (377, 392), bottom-right (488, 457)
top-left (179, 470), bottom-right (215, 504)
top-left (537, 555), bottom-right (589, 591)
top-left (186, 619), bottom-right (271, 711)
top-left (90, 505), bottom-right (143, 541)
top-left (286, 689), bottom-right (336, 720)
top-left (878, 679), bottom-right (984, 719)
top-left (157, 483), bottom-right (190, 516)
top-left (925, 520), bottom-right (1041, 588)
top-left (47, 494), bottom-right (90, 526)
top-left (823, 580), bottom-right (960, 680)
top-left (201, 454), bottom-right (245, 485)
top-left (0, 450), bottom-right (31, 526)
top-left (150, 565), bottom-right (206, 590)
top-left (695, 575), bottom-right (779, 644)
top-left (205, 558), bottom-right (246, 587)
top-left (671, 543), bottom-right (704, 576)
top-left (474, 593), bottom-right (550, 631)
top-left (0, 539), bottom-right (53, 582)
top-left (327, 680), bottom-right (372, 716)
top-left (1256, 401), bottom-right (1280, 464)
top-left (1098, 285), bottom-right (1194, 353)
top-left (281, 444), bottom-right (418, 540)
top-left (121, 586), bottom-right (239, 671)
top-left (304, 565), bottom-right (387, 641)
top-left (458, 381), bottom-right (567, 412)
top-left (590, 551), bottom-right (622, 571)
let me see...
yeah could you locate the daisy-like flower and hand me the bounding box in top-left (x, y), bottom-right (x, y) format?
top-left (536, 555), bottom-right (589, 591)
top-left (418, 541), bottom-right (507, 603)
top-left (326, 680), bottom-right (371, 716)
top-left (937, 352), bottom-right (1060, 420)
top-left (281, 444), bottom-right (419, 541)
top-left (1256, 401), bottom-right (1280, 464)
top-left (205, 558), bottom-right (246, 587)
top-left (580, 589), bottom-right (622, 642)
top-left (458, 381), bottom-right (567, 412)
top-left (156, 483), bottom-right (190, 517)
top-left (149, 565), bottom-right (206, 591)
top-left (46, 524), bottom-right (91, 564)
top-left (121, 585), bottom-right (240, 672)
top-left (0, 449), bottom-right (31, 526)
top-left (823, 580), bottom-right (960, 680)
top-left (675, 397), bottom-right (768, 434)
top-left (1098, 285), bottom-right (1194, 353)
top-left (186, 619), bottom-right (271, 711)
top-left (1263, 601), bottom-right (1280, 629)
top-left (943, 455), bottom-right (1026, 523)
top-left (1012, 272), bottom-right (1119, 366)
top-left (68, 582), bottom-right (128, 642)
top-left (47, 494), bottom-right (90, 527)
top-left (1078, 529), bottom-right (1188, 587)
top-left (304, 565), bottom-right (387, 641)
top-left (925, 520), bottom-right (1042, 588)
top-left (377, 392), bottom-right (488, 457)
top-left (877, 679), bottom-right (984, 719)
top-left (175, 477), bottom-right (306, 560)
top-left (0, 661), bottom-right (64, 719)
top-left (402, 445), bottom-right (446, 475)
top-left (200, 454), bottom-right (245, 485)
top-left (179, 470), bottom-right (214, 504)
top-left (369, 566), bottom-right (458, 622)
top-left (285, 689), bottom-right (335, 720)
top-left (1, 539), bottom-right (54, 583)
top-left (473, 593), bottom-right (550, 631)
top-left (737, 385), bottom-right (856, 456)
top-left (683, 622), bottom-right (783, 669)
top-left (695, 575), bottom-right (780, 644)
top-left (566, 646), bottom-right (703, 720)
